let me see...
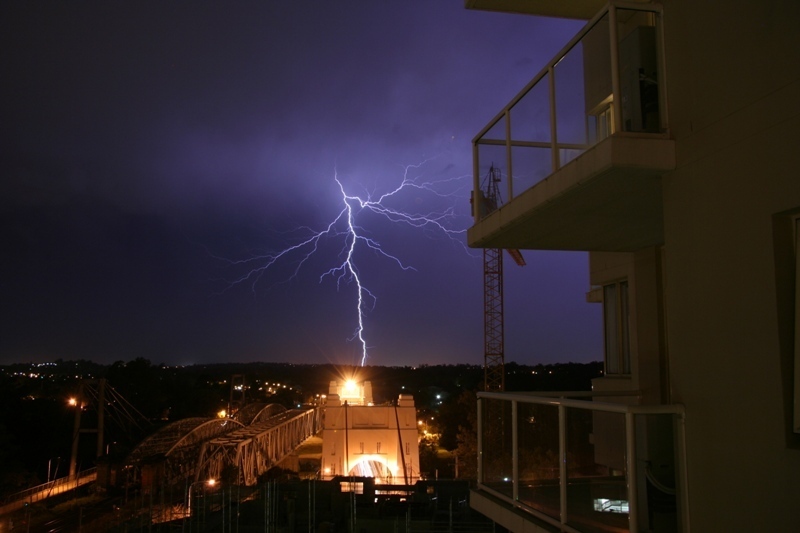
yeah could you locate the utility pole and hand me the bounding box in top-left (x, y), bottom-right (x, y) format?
top-left (96, 378), bottom-right (106, 458)
top-left (68, 379), bottom-right (107, 480)
top-left (69, 382), bottom-right (84, 479)
top-left (229, 374), bottom-right (246, 417)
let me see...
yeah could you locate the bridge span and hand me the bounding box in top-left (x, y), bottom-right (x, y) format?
top-left (196, 408), bottom-right (318, 485)
top-left (126, 404), bottom-right (321, 490)
top-left (0, 469), bottom-right (97, 516)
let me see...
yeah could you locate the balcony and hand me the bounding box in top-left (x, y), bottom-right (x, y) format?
top-left (465, 0), bottom-right (607, 20)
top-left (468, 2), bottom-right (675, 253)
top-left (472, 392), bottom-right (688, 533)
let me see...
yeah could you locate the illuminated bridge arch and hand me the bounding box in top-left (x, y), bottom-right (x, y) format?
top-left (348, 456), bottom-right (397, 483)
top-left (196, 408), bottom-right (318, 486)
top-left (126, 417), bottom-right (244, 481)
top-left (233, 403), bottom-right (287, 425)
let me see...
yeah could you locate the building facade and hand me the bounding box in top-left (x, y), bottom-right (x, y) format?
top-left (465, 0), bottom-right (800, 531)
top-left (321, 380), bottom-right (421, 484)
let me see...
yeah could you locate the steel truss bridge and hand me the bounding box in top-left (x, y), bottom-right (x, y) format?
top-left (196, 408), bottom-right (319, 485)
top-left (125, 403), bottom-right (320, 488)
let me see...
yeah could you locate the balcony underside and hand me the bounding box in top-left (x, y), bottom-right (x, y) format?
top-left (467, 135), bottom-right (675, 253)
top-left (464, 0), bottom-right (606, 20)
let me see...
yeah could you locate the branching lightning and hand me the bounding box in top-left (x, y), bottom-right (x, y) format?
top-left (220, 161), bottom-right (470, 366)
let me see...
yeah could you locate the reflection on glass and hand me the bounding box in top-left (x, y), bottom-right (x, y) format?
top-left (510, 75), bottom-right (551, 144)
top-left (481, 397), bottom-right (513, 499)
top-left (473, 6), bottom-right (666, 205)
top-left (554, 41), bottom-right (587, 147)
top-left (617, 9), bottom-right (660, 133)
top-left (511, 146), bottom-right (551, 195)
top-left (516, 402), bottom-right (560, 520)
top-left (478, 392), bottom-right (682, 533)
top-left (566, 408), bottom-right (629, 533)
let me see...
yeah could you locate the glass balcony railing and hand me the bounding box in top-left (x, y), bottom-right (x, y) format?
top-left (476, 392), bottom-right (687, 533)
top-left (472, 1), bottom-right (666, 220)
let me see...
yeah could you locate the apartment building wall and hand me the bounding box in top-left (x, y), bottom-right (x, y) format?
top-left (465, 0), bottom-right (800, 529)
top-left (589, 248), bottom-right (666, 405)
top-left (659, 0), bottom-right (800, 530)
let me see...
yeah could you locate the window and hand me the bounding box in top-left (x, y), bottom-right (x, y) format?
top-left (604, 280), bottom-right (631, 374)
top-left (596, 103), bottom-right (615, 141)
top-left (588, 99), bottom-right (615, 144)
top-left (340, 481), bottom-right (363, 494)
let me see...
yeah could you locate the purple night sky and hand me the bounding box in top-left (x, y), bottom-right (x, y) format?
top-left (1, 1), bottom-right (600, 367)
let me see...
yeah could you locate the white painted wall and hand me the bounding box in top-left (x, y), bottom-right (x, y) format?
top-left (660, 0), bottom-right (800, 530)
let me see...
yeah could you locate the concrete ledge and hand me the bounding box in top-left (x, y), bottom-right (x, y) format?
top-left (468, 135), bottom-right (675, 252)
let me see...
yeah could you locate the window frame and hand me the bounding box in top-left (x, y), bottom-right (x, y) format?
top-left (603, 279), bottom-right (631, 375)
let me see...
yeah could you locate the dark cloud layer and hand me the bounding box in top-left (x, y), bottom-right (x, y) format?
top-left (1, 1), bottom-right (597, 367)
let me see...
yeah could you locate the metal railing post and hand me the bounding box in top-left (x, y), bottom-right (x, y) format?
top-left (559, 404), bottom-right (567, 526)
top-left (549, 67), bottom-right (559, 173)
top-left (608, 6), bottom-right (623, 133)
top-left (655, 8), bottom-right (669, 133)
top-left (512, 400), bottom-right (519, 503)
top-left (505, 110), bottom-right (513, 201)
top-left (477, 397), bottom-right (483, 484)
top-left (472, 142), bottom-right (480, 224)
top-left (675, 412), bottom-right (691, 532)
top-left (625, 411), bottom-right (638, 533)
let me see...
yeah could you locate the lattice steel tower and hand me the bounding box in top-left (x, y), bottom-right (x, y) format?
top-left (484, 246), bottom-right (505, 391)
top-left (480, 165), bottom-right (525, 392)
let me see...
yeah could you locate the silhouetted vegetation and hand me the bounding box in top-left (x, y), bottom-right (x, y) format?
top-left (0, 359), bottom-right (602, 494)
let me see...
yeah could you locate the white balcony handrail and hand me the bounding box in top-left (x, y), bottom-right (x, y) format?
top-left (471, 0), bottom-right (666, 222)
top-left (472, 0), bottom-right (663, 145)
top-left (510, 389), bottom-right (642, 399)
top-left (478, 390), bottom-right (684, 416)
top-left (472, 5), bottom-right (607, 145)
top-left (476, 392), bottom-right (687, 533)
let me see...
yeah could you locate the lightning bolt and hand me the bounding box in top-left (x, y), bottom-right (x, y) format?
top-left (219, 160), bottom-right (470, 366)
